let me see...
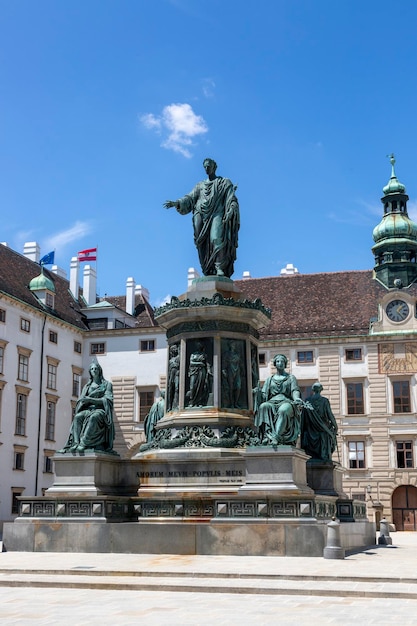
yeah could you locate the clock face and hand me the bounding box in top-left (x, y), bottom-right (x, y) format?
top-left (386, 299), bottom-right (410, 322)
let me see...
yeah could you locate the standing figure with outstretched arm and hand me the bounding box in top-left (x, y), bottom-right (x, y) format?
top-left (164, 158), bottom-right (240, 278)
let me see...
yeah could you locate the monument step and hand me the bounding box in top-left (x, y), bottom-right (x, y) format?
top-left (0, 569), bottom-right (416, 600)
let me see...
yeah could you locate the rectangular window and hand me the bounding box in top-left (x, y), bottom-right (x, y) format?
top-left (45, 292), bottom-right (54, 308)
top-left (88, 318), bottom-right (108, 330)
top-left (74, 341), bottom-right (82, 354)
top-left (20, 318), bottom-right (30, 332)
top-left (0, 308), bottom-right (5, 322)
top-left (14, 451), bottom-right (25, 470)
top-left (15, 393), bottom-right (27, 435)
top-left (72, 372), bottom-right (81, 397)
top-left (0, 346), bottom-right (4, 374)
top-left (45, 401), bottom-right (56, 440)
top-left (140, 339), bottom-right (155, 352)
top-left (49, 330), bottom-right (58, 344)
top-left (139, 390), bottom-right (154, 421)
top-left (18, 354), bottom-right (29, 382)
top-left (44, 455), bottom-right (53, 473)
top-left (348, 441), bottom-right (365, 469)
top-left (345, 348), bottom-right (362, 361)
top-left (258, 353), bottom-right (266, 366)
top-left (347, 382), bottom-right (364, 414)
top-left (396, 440), bottom-right (413, 468)
top-left (90, 342), bottom-right (105, 355)
top-left (47, 363), bottom-right (57, 390)
top-left (297, 350), bottom-right (314, 364)
top-left (11, 490), bottom-right (23, 515)
top-left (46, 363), bottom-right (57, 389)
top-left (393, 380), bottom-right (411, 413)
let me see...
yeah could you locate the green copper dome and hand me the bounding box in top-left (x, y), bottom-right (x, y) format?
top-left (383, 154), bottom-right (406, 195)
top-left (29, 269), bottom-right (55, 293)
top-left (373, 213), bottom-right (417, 243)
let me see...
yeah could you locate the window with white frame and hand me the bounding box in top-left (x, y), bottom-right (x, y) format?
top-left (14, 450), bottom-right (25, 470)
top-left (72, 372), bottom-right (81, 397)
top-left (15, 393), bottom-right (27, 435)
top-left (47, 363), bottom-right (57, 390)
top-left (44, 454), bottom-right (54, 473)
top-left (140, 339), bottom-right (155, 352)
top-left (297, 350), bottom-right (314, 364)
top-left (20, 318), bottom-right (30, 332)
top-left (49, 330), bottom-right (58, 344)
top-left (0, 308), bottom-right (5, 323)
top-left (74, 340), bottom-right (82, 354)
top-left (90, 342), bottom-right (105, 355)
top-left (18, 353), bottom-right (29, 382)
top-left (345, 348), bottom-right (363, 361)
top-left (0, 344), bottom-right (4, 374)
top-left (45, 400), bottom-right (56, 441)
top-left (348, 441), bottom-right (365, 469)
top-left (396, 440), bottom-right (413, 468)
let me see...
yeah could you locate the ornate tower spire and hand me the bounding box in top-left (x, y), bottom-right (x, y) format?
top-left (372, 155), bottom-right (417, 288)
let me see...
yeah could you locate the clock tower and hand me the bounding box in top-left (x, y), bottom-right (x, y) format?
top-left (372, 155), bottom-right (417, 289)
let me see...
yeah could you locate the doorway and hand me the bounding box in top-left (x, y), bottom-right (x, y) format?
top-left (392, 485), bottom-right (417, 531)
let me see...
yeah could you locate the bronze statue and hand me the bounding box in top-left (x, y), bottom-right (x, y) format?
top-left (186, 341), bottom-right (212, 407)
top-left (221, 340), bottom-right (242, 408)
top-left (164, 158), bottom-right (240, 278)
top-left (144, 391), bottom-right (165, 442)
top-left (254, 354), bottom-right (302, 445)
top-left (301, 382), bottom-right (338, 462)
top-left (166, 344), bottom-right (180, 411)
top-left (58, 360), bottom-right (115, 453)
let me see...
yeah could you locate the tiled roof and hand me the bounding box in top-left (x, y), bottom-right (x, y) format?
top-left (105, 294), bottom-right (157, 328)
top-left (0, 244), bottom-right (87, 329)
top-left (236, 270), bottom-right (417, 340)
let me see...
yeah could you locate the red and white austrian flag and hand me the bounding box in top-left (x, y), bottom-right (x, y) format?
top-left (78, 248), bottom-right (97, 262)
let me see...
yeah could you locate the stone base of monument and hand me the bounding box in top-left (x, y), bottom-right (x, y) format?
top-left (306, 459), bottom-right (345, 497)
top-left (2, 445), bottom-right (375, 556)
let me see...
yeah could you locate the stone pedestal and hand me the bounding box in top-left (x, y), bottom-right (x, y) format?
top-left (306, 460), bottom-right (345, 496)
top-left (241, 446), bottom-right (314, 495)
top-left (47, 452), bottom-right (137, 497)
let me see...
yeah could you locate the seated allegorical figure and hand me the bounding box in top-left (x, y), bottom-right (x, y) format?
top-left (58, 360), bottom-right (115, 454)
top-left (253, 353), bottom-right (302, 445)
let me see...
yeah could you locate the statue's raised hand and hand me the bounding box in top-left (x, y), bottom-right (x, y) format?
top-left (164, 200), bottom-right (178, 209)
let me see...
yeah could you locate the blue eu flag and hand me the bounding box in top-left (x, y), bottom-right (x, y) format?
top-left (40, 251), bottom-right (55, 266)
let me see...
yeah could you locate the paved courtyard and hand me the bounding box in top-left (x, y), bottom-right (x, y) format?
top-left (1, 532), bottom-right (417, 625)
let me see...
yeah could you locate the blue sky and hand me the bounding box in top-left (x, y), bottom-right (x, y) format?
top-left (1, 0), bottom-right (417, 306)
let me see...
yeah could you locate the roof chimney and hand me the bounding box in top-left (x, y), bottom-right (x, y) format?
top-left (69, 256), bottom-right (79, 300)
top-left (280, 263), bottom-right (299, 276)
top-left (83, 264), bottom-right (97, 306)
top-left (51, 265), bottom-right (67, 279)
top-left (23, 242), bottom-right (40, 263)
top-left (242, 270), bottom-right (251, 279)
top-left (135, 284), bottom-right (150, 302)
top-left (188, 267), bottom-right (200, 288)
top-left (126, 276), bottom-right (136, 314)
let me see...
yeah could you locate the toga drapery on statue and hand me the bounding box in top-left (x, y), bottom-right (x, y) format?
top-left (58, 360), bottom-right (115, 454)
top-left (164, 158), bottom-right (240, 278)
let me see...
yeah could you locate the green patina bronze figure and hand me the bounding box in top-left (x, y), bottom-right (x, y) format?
top-left (186, 341), bottom-right (212, 407)
top-left (58, 360), bottom-right (115, 453)
top-left (221, 339), bottom-right (243, 409)
top-left (301, 382), bottom-right (338, 462)
top-left (164, 158), bottom-right (240, 278)
top-left (253, 354), bottom-right (302, 445)
top-left (166, 344), bottom-right (180, 412)
top-left (144, 391), bottom-right (165, 442)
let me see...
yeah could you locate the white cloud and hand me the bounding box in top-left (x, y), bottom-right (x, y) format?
top-left (44, 220), bottom-right (93, 251)
top-left (152, 294), bottom-right (171, 308)
top-left (140, 103), bottom-right (208, 158)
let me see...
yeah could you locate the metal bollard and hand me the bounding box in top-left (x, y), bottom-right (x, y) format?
top-left (378, 517), bottom-right (393, 545)
top-left (323, 517), bottom-right (345, 559)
